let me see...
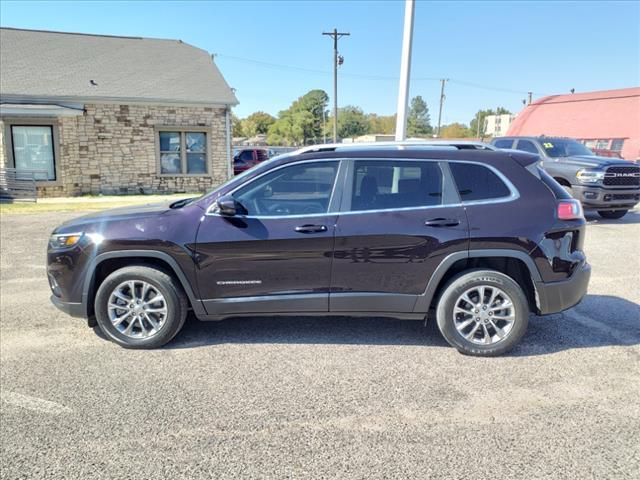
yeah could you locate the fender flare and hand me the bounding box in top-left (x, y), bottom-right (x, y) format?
top-left (412, 249), bottom-right (542, 313)
top-left (82, 250), bottom-right (206, 317)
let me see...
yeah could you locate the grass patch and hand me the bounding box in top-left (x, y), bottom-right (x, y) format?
top-left (0, 194), bottom-right (199, 215)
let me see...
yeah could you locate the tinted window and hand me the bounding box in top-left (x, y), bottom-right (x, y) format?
top-left (493, 139), bottom-right (513, 149)
top-left (238, 150), bottom-right (254, 162)
top-left (349, 160), bottom-right (443, 211)
top-left (234, 161), bottom-right (338, 216)
top-left (449, 163), bottom-right (511, 201)
top-left (516, 140), bottom-right (538, 154)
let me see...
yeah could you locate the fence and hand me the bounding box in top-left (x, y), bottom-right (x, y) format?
top-left (0, 167), bottom-right (47, 202)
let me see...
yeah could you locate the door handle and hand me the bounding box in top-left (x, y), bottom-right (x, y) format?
top-left (295, 224), bottom-right (328, 233)
top-left (424, 218), bottom-right (460, 227)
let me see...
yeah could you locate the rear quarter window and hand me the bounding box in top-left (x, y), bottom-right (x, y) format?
top-left (449, 163), bottom-right (512, 201)
top-left (538, 167), bottom-right (571, 199)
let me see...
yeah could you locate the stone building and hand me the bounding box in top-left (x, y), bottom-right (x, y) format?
top-left (0, 27), bottom-right (238, 196)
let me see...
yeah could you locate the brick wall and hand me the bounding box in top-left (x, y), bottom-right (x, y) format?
top-left (4, 103), bottom-right (230, 197)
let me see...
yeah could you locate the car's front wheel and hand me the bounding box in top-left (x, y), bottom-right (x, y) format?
top-left (436, 269), bottom-right (529, 357)
top-left (597, 209), bottom-right (628, 219)
top-left (94, 266), bottom-right (188, 349)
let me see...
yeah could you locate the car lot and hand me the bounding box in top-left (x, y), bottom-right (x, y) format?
top-left (1, 209), bottom-right (639, 479)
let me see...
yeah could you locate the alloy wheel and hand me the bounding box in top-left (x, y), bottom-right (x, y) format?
top-left (107, 280), bottom-right (168, 339)
top-left (453, 285), bottom-right (516, 345)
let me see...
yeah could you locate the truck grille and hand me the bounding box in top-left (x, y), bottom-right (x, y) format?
top-left (604, 166), bottom-right (640, 186)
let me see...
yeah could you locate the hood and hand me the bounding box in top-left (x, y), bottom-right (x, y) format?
top-left (54, 201), bottom-right (175, 233)
top-left (553, 155), bottom-right (633, 169)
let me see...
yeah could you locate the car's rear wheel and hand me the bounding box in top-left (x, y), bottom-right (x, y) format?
top-left (94, 266), bottom-right (188, 349)
top-left (436, 269), bottom-right (529, 357)
top-left (597, 209), bottom-right (628, 219)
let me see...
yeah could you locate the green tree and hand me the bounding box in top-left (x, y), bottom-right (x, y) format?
top-left (367, 113), bottom-right (396, 134)
top-left (266, 89), bottom-right (329, 145)
top-left (335, 106), bottom-right (370, 139)
top-left (241, 111), bottom-right (276, 137)
top-left (469, 107), bottom-right (511, 138)
top-left (231, 112), bottom-right (244, 137)
top-left (407, 95), bottom-right (433, 137)
top-left (440, 123), bottom-right (472, 138)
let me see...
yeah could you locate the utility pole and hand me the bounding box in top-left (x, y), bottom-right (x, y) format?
top-left (436, 78), bottom-right (448, 137)
top-left (527, 91), bottom-right (532, 105)
top-left (323, 28), bottom-right (350, 143)
top-left (394, 0), bottom-right (415, 141)
top-left (476, 110), bottom-right (481, 139)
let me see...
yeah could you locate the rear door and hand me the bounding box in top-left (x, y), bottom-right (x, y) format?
top-left (195, 160), bottom-right (344, 315)
top-left (329, 159), bottom-right (469, 313)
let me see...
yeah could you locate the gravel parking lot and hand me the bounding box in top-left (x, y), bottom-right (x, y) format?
top-left (1, 209), bottom-right (639, 479)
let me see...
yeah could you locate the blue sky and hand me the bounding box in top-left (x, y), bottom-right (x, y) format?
top-left (1, 1), bottom-right (638, 124)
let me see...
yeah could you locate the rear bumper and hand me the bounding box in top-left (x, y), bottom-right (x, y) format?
top-left (50, 295), bottom-right (85, 318)
top-left (535, 261), bottom-right (591, 315)
top-left (572, 185), bottom-right (640, 210)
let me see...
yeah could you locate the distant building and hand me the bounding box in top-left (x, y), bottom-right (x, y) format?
top-left (0, 27), bottom-right (238, 197)
top-left (342, 134), bottom-right (396, 143)
top-left (507, 87), bottom-right (640, 161)
top-left (484, 114), bottom-right (515, 137)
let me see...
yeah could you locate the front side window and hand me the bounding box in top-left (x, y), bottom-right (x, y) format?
top-left (449, 162), bottom-right (512, 201)
top-left (233, 161), bottom-right (339, 216)
top-left (516, 140), bottom-right (539, 154)
top-left (159, 130), bottom-right (208, 175)
top-left (10, 125), bottom-right (56, 180)
top-left (349, 160), bottom-right (443, 212)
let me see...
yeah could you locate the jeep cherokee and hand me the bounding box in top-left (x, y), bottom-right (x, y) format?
top-left (47, 144), bottom-right (590, 356)
top-left (491, 136), bottom-right (640, 219)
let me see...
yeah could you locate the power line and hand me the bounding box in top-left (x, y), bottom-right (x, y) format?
top-left (215, 53), bottom-right (550, 96)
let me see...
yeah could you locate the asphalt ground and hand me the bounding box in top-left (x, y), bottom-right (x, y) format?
top-left (1, 209), bottom-right (639, 479)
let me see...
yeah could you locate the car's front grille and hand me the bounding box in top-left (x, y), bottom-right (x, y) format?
top-left (604, 165), bottom-right (640, 186)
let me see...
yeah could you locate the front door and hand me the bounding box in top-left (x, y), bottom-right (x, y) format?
top-left (330, 159), bottom-right (469, 313)
top-left (195, 160), bottom-right (342, 315)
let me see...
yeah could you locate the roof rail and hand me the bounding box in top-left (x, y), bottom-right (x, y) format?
top-left (291, 140), bottom-right (497, 155)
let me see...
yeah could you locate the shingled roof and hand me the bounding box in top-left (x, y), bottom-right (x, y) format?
top-left (0, 27), bottom-right (238, 106)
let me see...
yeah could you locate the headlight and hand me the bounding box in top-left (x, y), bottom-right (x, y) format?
top-left (49, 232), bottom-right (83, 249)
top-left (576, 169), bottom-right (605, 183)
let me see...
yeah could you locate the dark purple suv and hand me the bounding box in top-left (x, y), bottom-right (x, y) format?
top-left (47, 144), bottom-right (590, 356)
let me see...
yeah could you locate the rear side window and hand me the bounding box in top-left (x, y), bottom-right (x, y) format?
top-left (350, 160), bottom-right (443, 211)
top-left (493, 139), bottom-right (513, 149)
top-left (516, 140), bottom-right (539, 154)
top-left (449, 163), bottom-right (512, 201)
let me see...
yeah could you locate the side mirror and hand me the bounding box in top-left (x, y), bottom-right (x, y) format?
top-left (216, 195), bottom-right (237, 216)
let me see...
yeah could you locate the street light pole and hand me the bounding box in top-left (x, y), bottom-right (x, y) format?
top-left (395, 0), bottom-right (415, 141)
top-left (323, 28), bottom-right (350, 143)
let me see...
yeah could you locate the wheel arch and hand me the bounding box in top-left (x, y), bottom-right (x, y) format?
top-left (413, 249), bottom-right (542, 315)
top-left (82, 250), bottom-right (205, 321)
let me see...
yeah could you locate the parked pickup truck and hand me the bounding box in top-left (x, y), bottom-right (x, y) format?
top-left (492, 136), bottom-right (640, 219)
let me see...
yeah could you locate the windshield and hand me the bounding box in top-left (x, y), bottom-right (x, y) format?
top-left (541, 139), bottom-right (593, 157)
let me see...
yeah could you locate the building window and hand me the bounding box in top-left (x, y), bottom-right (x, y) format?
top-left (610, 139), bottom-right (625, 152)
top-left (158, 129), bottom-right (209, 175)
top-left (595, 139), bottom-right (610, 150)
top-left (10, 125), bottom-right (56, 180)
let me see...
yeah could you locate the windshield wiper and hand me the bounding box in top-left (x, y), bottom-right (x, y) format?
top-left (169, 197), bottom-right (196, 209)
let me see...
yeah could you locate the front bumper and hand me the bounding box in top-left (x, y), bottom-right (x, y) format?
top-left (572, 185), bottom-right (640, 210)
top-left (535, 261), bottom-right (591, 315)
top-left (50, 295), bottom-right (85, 318)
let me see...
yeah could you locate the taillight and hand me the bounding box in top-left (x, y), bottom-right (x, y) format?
top-left (557, 199), bottom-right (584, 220)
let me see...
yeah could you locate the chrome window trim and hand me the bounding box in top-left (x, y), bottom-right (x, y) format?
top-left (205, 157), bottom-right (520, 219)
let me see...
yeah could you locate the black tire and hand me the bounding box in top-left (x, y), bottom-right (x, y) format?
top-left (435, 269), bottom-right (529, 357)
top-left (94, 266), bottom-right (188, 349)
top-left (597, 209), bottom-right (628, 219)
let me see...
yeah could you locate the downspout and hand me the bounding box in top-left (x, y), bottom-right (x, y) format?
top-left (225, 107), bottom-right (232, 180)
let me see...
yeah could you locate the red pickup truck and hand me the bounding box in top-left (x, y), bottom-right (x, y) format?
top-left (233, 148), bottom-right (270, 175)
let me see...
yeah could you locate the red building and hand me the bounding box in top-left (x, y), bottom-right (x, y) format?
top-left (507, 87), bottom-right (640, 161)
